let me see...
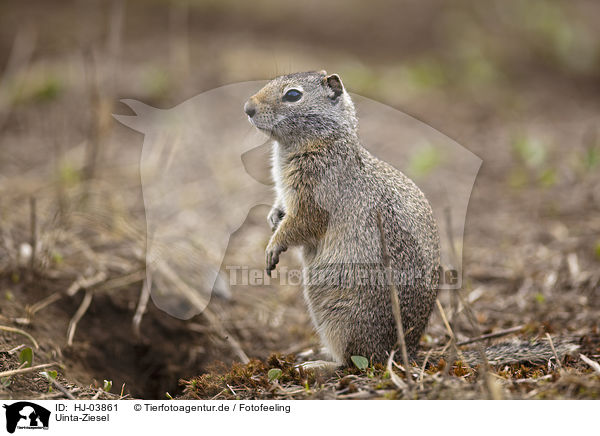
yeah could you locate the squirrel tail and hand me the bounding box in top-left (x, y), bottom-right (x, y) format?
top-left (419, 337), bottom-right (579, 367)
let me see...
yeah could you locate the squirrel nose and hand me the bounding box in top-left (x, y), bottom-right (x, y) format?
top-left (244, 101), bottom-right (256, 118)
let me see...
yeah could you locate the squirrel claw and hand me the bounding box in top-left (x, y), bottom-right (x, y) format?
top-left (266, 243), bottom-right (287, 274)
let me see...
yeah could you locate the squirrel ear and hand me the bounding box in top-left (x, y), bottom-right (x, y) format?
top-left (323, 74), bottom-right (344, 99)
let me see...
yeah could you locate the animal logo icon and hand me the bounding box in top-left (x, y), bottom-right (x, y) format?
top-left (3, 402), bottom-right (51, 433)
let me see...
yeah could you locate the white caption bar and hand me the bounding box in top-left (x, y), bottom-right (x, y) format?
top-left (0, 400), bottom-right (595, 435)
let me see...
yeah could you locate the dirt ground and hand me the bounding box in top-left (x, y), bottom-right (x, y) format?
top-left (1, 0), bottom-right (599, 400)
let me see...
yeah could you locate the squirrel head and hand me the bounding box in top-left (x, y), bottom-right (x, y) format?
top-left (244, 71), bottom-right (357, 146)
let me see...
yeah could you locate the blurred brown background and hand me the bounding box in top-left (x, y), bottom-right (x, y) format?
top-left (0, 0), bottom-right (599, 399)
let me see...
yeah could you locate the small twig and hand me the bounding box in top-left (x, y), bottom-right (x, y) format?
top-left (545, 333), bottom-right (562, 369)
top-left (418, 348), bottom-right (434, 387)
top-left (106, 0), bottom-right (125, 95)
top-left (0, 325), bottom-right (39, 349)
top-left (435, 299), bottom-right (470, 374)
top-left (45, 375), bottom-right (76, 400)
top-left (133, 271), bottom-right (152, 339)
top-left (0, 24), bottom-right (36, 131)
top-left (94, 270), bottom-right (145, 293)
top-left (67, 271), bottom-right (107, 297)
top-left (53, 138), bottom-right (67, 222)
top-left (7, 344), bottom-right (26, 354)
top-left (0, 362), bottom-right (59, 378)
top-left (386, 350), bottom-right (408, 390)
top-left (436, 298), bottom-right (454, 340)
top-left (28, 270), bottom-right (127, 319)
top-left (82, 49), bottom-right (101, 192)
top-left (28, 292), bottom-right (63, 316)
top-left (67, 289), bottom-right (94, 346)
top-left (376, 211), bottom-right (412, 385)
top-left (210, 390), bottom-right (225, 400)
top-left (457, 325), bottom-right (524, 346)
top-left (580, 354), bottom-right (600, 375)
top-left (29, 196), bottom-right (37, 275)
top-left (450, 291), bottom-right (459, 333)
top-left (29, 272), bottom-right (106, 319)
top-left (512, 374), bottom-right (553, 384)
top-left (456, 292), bottom-right (490, 371)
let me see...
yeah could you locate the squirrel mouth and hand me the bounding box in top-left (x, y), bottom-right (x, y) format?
top-left (250, 120), bottom-right (273, 135)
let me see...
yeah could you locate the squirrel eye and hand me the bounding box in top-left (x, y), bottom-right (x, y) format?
top-left (282, 89), bottom-right (302, 102)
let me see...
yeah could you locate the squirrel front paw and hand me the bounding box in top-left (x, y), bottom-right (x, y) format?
top-left (265, 242), bottom-right (287, 276)
top-left (267, 207), bottom-right (285, 232)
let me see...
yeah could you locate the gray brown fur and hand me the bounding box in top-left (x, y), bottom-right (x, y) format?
top-left (428, 338), bottom-right (579, 366)
top-left (244, 71), bottom-right (576, 367)
top-left (245, 71), bottom-right (440, 364)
